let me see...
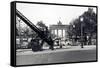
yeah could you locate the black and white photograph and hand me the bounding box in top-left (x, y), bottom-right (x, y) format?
top-left (14, 2), bottom-right (97, 66)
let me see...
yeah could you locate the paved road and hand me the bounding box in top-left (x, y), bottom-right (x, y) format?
top-left (16, 46), bottom-right (97, 65)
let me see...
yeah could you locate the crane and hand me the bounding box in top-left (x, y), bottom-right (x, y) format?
top-left (16, 9), bottom-right (54, 51)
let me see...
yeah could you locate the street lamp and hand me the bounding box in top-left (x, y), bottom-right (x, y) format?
top-left (72, 24), bottom-right (75, 46)
top-left (80, 16), bottom-right (84, 48)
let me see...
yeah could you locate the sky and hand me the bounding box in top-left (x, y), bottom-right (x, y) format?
top-left (16, 3), bottom-right (96, 27)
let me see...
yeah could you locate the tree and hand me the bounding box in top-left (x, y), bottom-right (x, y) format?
top-left (68, 8), bottom-right (97, 44)
top-left (36, 21), bottom-right (50, 37)
top-left (37, 21), bottom-right (47, 30)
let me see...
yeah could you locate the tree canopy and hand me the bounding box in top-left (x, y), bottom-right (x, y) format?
top-left (68, 8), bottom-right (97, 39)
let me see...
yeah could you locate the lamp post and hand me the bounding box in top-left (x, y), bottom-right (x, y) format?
top-left (72, 24), bottom-right (75, 46)
top-left (80, 16), bottom-right (84, 48)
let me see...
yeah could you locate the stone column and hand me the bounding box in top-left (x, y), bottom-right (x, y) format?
top-left (62, 29), bottom-right (63, 38)
top-left (53, 29), bottom-right (55, 35)
top-left (57, 29), bottom-right (58, 37)
top-left (65, 30), bottom-right (67, 39)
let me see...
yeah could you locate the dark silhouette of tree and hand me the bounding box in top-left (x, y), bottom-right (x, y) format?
top-left (37, 21), bottom-right (47, 30)
top-left (68, 8), bottom-right (97, 44)
top-left (36, 21), bottom-right (50, 37)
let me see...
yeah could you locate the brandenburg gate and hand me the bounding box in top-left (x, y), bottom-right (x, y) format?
top-left (49, 21), bottom-right (68, 39)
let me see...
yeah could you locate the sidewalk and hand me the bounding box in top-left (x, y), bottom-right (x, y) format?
top-left (16, 45), bottom-right (96, 55)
